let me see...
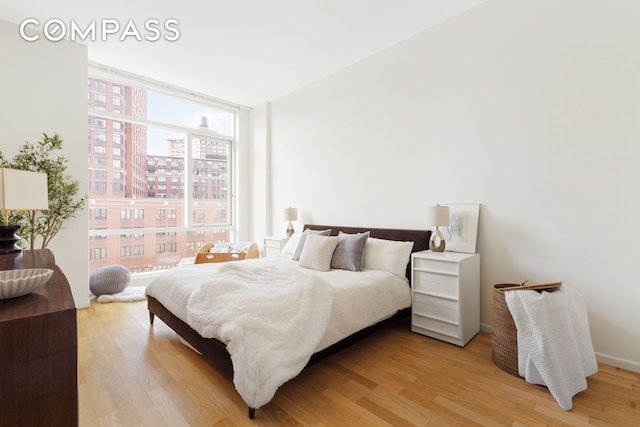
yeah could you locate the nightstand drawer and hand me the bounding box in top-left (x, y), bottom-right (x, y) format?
top-left (412, 314), bottom-right (460, 338)
top-left (413, 292), bottom-right (458, 311)
top-left (413, 271), bottom-right (459, 299)
top-left (413, 300), bottom-right (458, 324)
top-left (413, 258), bottom-right (459, 275)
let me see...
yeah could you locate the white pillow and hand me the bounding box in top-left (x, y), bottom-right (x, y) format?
top-left (292, 229), bottom-right (331, 261)
top-left (362, 237), bottom-right (414, 278)
top-left (298, 234), bottom-right (339, 272)
top-left (281, 232), bottom-right (302, 255)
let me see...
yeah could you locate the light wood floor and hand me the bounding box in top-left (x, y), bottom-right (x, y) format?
top-left (78, 299), bottom-right (640, 426)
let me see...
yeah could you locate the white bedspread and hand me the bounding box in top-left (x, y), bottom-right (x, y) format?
top-left (146, 255), bottom-right (411, 408)
top-left (187, 262), bottom-right (333, 409)
top-left (505, 286), bottom-right (597, 410)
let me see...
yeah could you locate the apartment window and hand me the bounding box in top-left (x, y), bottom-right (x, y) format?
top-left (95, 170), bottom-right (107, 179)
top-left (94, 131), bottom-right (107, 142)
top-left (93, 208), bottom-right (107, 219)
top-left (94, 248), bottom-right (107, 259)
top-left (120, 246), bottom-right (131, 257)
top-left (88, 71), bottom-right (237, 274)
top-left (186, 241), bottom-right (195, 251)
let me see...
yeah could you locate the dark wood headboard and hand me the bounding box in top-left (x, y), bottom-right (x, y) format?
top-left (303, 224), bottom-right (431, 283)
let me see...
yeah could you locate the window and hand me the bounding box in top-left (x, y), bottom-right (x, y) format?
top-left (95, 248), bottom-right (107, 259)
top-left (88, 71), bottom-right (237, 274)
top-left (93, 208), bottom-right (107, 219)
top-left (94, 131), bottom-right (107, 142)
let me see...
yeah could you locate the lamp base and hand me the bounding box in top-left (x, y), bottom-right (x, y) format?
top-left (0, 225), bottom-right (22, 254)
top-left (286, 221), bottom-right (295, 238)
top-left (429, 228), bottom-right (446, 252)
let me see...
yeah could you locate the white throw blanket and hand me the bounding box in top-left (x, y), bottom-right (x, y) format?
top-left (186, 262), bottom-right (334, 410)
top-left (505, 286), bottom-right (597, 410)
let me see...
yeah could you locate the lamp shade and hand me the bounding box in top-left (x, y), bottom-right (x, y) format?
top-left (425, 205), bottom-right (450, 226)
top-left (283, 207), bottom-right (297, 221)
top-left (0, 168), bottom-right (49, 212)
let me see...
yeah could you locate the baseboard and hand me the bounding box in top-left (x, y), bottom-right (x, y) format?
top-left (595, 353), bottom-right (640, 374)
top-left (480, 322), bottom-right (492, 333)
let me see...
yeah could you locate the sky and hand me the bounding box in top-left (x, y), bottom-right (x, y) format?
top-left (145, 91), bottom-right (234, 155)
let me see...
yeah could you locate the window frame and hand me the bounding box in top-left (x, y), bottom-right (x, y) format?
top-left (87, 64), bottom-right (240, 275)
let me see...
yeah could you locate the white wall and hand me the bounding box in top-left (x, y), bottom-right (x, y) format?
top-left (265, 0), bottom-right (640, 372)
top-left (0, 20), bottom-right (90, 307)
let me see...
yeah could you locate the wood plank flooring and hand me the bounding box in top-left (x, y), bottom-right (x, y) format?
top-left (78, 299), bottom-right (640, 426)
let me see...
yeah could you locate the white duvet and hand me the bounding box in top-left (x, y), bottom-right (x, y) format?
top-left (146, 255), bottom-right (411, 409)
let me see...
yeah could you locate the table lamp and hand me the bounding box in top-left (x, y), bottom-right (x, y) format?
top-left (0, 168), bottom-right (49, 254)
top-left (284, 207), bottom-right (297, 237)
top-left (425, 204), bottom-right (450, 252)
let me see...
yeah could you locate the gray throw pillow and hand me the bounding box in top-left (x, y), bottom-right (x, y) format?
top-left (330, 231), bottom-right (370, 271)
top-left (292, 229), bottom-right (331, 261)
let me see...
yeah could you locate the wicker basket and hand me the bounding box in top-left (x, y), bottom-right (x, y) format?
top-left (492, 283), bottom-right (520, 377)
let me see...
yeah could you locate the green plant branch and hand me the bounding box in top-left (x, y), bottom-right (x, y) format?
top-left (0, 133), bottom-right (86, 249)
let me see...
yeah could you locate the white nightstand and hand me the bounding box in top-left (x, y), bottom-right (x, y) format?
top-left (411, 250), bottom-right (480, 347)
top-left (263, 236), bottom-right (289, 257)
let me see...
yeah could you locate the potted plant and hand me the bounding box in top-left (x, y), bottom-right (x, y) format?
top-left (0, 133), bottom-right (86, 249)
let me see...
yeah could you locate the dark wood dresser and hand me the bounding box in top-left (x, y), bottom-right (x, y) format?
top-left (0, 249), bottom-right (78, 426)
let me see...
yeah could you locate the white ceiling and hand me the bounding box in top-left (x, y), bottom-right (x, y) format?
top-left (1, 0), bottom-right (486, 107)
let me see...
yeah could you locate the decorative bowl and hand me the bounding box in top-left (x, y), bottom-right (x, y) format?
top-left (0, 268), bottom-right (54, 299)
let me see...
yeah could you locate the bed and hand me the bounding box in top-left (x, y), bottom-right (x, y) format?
top-left (146, 224), bottom-right (430, 418)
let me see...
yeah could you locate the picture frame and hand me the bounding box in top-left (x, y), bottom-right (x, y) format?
top-left (443, 203), bottom-right (480, 254)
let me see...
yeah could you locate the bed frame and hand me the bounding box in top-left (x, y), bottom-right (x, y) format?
top-left (147, 224), bottom-right (430, 418)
